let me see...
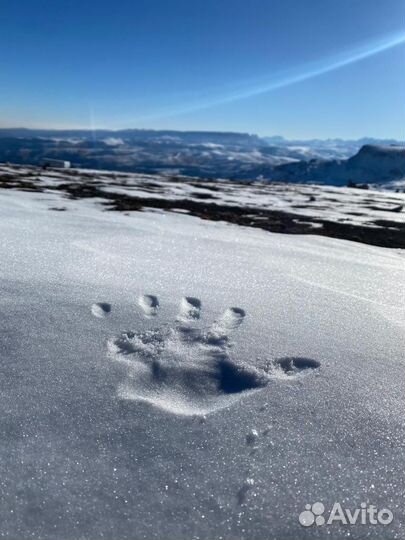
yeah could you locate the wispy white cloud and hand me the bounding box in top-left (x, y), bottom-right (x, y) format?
top-left (131, 31), bottom-right (405, 123)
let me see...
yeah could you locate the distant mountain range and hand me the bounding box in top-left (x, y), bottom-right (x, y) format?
top-left (0, 128), bottom-right (403, 186)
top-left (263, 136), bottom-right (402, 161)
top-left (272, 144), bottom-right (405, 188)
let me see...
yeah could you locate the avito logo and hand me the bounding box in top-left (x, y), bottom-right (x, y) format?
top-left (299, 501), bottom-right (393, 527)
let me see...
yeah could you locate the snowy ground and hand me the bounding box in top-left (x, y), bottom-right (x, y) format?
top-left (0, 170), bottom-right (404, 539)
top-left (1, 163), bottom-right (405, 248)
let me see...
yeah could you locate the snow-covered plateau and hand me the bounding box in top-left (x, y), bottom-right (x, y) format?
top-left (0, 165), bottom-right (404, 539)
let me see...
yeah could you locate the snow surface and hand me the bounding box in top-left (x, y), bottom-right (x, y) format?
top-left (2, 163), bottom-right (405, 232)
top-left (0, 188), bottom-right (404, 539)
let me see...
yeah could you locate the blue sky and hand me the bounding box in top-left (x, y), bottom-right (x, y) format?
top-left (1, 0), bottom-right (404, 139)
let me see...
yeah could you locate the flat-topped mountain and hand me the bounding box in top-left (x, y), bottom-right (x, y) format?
top-left (272, 144), bottom-right (405, 187)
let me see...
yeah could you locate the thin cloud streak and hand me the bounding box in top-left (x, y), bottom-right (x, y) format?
top-left (129, 31), bottom-right (405, 124)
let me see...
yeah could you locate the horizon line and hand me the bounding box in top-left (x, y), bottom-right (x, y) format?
top-left (0, 125), bottom-right (403, 143)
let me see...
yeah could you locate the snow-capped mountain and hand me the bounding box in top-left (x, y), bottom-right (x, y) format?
top-left (264, 136), bottom-right (401, 160)
top-left (0, 129), bottom-right (402, 185)
top-left (271, 144), bottom-right (405, 187)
